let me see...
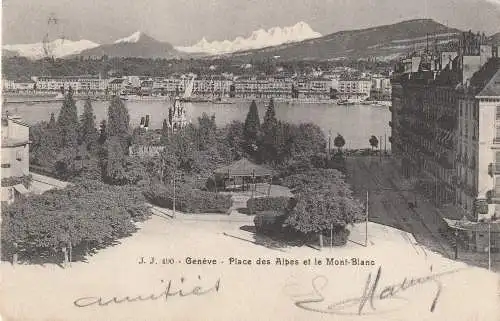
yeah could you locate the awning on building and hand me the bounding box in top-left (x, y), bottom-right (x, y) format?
top-left (443, 218), bottom-right (500, 233)
top-left (214, 158), bottom-right (275, 177)
top-left (13, 184), bottom-right (29, 195)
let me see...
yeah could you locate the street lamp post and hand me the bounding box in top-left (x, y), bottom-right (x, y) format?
top-left (173, 171), bottom-right (176, 218)
top-left (486, 216), bottom-right (498, 271)
top-left (488, 221), bottom-right (491, 271)
top-left (365, 191), bottom-right (369, 247)
top-left (327, 130), bottom-right (332, 164)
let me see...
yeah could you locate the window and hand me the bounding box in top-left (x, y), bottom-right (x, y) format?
top-left (1, 163), bottom-right (11, 168)
top-left (496, 106), bottom-right (500, 120)
top-left (16, 151), bottom-right (22, 161)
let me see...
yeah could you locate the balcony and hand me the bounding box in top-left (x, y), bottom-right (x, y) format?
top-left (486, 190), bottom-right (500, 204)
top-left (488, 163), bottom-right (500, 176)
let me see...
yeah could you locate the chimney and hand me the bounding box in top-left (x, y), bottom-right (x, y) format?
top-left (480, 44), bottom-right (492, 67)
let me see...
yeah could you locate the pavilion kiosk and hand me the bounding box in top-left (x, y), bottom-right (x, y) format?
top-left (213, 158), bottom-right (275, 211)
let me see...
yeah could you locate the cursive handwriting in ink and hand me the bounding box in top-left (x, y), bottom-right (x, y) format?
top-left (74, 276), bottom-right (221, 308)
top-left (292, 266), bottom-right (462, 316)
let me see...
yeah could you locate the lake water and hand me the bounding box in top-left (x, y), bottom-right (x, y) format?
top-left (3, 99), bottom-right (391, 150)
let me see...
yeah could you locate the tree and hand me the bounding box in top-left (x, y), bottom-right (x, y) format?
top-left (290, 123), bottom-right (326, 158)
top-left (29, 122), bottom-right (58, 168)
top-left (98, 119), bottom-right (107, 144)
top-left (222, 121), bottom-right (244, 161)
top-left (243, 100), bottom-right (261, 158)
top-left (334, 134), bottom-right (346, 152)
top-left (197, 113), bottom-right (217, 151)
top-left (57, 86), bottom-right (79, 148)
top-left (162, 119), bottom-right (169, 139)
top-left (48, 113), bottom-right (56, 129)
top-left (107, 95), bottom-right (130, 138)
top-left (107, 96), bottom-right (131, 156)
top-left (1, 180), bottom-right (149, 263)
top-left (284, 169), bottom-right (364, 246)
top-left (369, 135), bottom-right (379, 151)
top-left (101, 136), bottom-right (147, 185)
top-left (79, 98), bottom-right (98, 152)
top-left (260, 98), bottom-right (279, 163)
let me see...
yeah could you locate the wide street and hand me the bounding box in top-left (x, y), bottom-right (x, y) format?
top-left (346, 155), bottom-right (500, 272)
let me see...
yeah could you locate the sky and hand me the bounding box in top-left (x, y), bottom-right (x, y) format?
top-left (2, 0), bottom-right (500, 45)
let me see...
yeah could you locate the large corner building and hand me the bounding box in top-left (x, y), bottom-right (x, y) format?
top-left (391, 31), bottom-right (500, 226)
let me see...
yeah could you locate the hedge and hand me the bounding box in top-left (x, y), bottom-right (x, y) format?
top-left (321, 226), bottom-right (351, 246)
top-left (246, 196), bottom-right (291, 213)
top-left (1, 175), bottom-right (32, 188)
top-left (253, 211), bottom-right (287, 234)
top-left (144, 183), bottom-right (233, 214)
top-left (1, 179), bottom-right (151, 263)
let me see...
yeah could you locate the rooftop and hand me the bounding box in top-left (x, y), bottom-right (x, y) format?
top-left (470, 58), bottom-right (500, 97)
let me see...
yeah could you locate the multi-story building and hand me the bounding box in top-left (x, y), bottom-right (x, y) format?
top-left (266, 76), bottom-right (294, 98)
top-left (1, 114), bottom-right (30, 178)
top-left (108, 78), bottom-right (128, 94)
top-left (193, 75), bottom-right (232, 96)
top-left (1, 114), bottom-right (30, 204)
top-left (2, 78), bottom-right (36, 93)
top-left (457, 58), bottom-right (500, 217)
top-left (2, 79), bottom-right (15, 91)
top-left (371, 75), bottom-right (392, 100)
top-left (338, 78), bottom-right (372, 100)
top-left (391, 31), bottom-right (499, 251)
top-left (33, 75), bottom-right (108, 94)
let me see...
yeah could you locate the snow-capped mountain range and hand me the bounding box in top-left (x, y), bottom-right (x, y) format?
top-left (2, 22), bottom-right (320, 59)
top-left (175, 21), bottom-right (322, 54)
top-left (114, 31), bottom-right (144, 44)
top-left (3, 39), bottom-right (100, 59)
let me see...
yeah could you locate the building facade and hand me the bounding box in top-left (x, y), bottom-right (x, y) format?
top-left (456, 59), bottom-right (500, 218)
top-left (391, 31), bottom-right (500, 251)
top-left (338, 78), bottom-right (372, 99)
top-left (33, 76), bottom-right (109, 94)
top-left (1, 115), bottom-right (30, 179)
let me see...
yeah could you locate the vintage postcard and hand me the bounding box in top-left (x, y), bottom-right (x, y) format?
top-left (1, 0), bottom-right (500, 320)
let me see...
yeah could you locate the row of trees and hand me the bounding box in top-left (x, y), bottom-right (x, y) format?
top-left (2, 56), bottom-right (392, 80)
top-left (241, 99), bottom-right (327, 166)
top-left (30, 88), bottom-right (143, 185)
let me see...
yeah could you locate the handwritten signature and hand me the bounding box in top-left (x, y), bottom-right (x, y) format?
top-left (289, 266), bottom-right (462, 315)
top-left (74, 276), bottom-right (221, 308)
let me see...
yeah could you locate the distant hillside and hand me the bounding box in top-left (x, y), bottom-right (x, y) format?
top-left (77, 32), bottom-right (181, 59)
top-left (226, 19), bottom-right (462, 61)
